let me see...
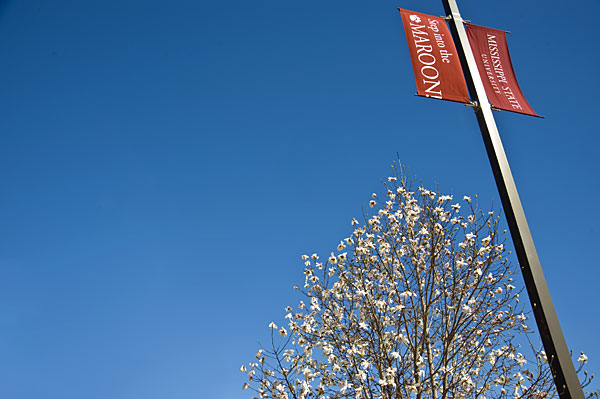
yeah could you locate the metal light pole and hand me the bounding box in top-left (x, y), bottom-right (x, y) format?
top-left (440, 1), bottom-right (584, 398)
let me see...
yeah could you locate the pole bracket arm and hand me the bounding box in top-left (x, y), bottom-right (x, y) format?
top-left (465, 101), bottom-right (480, 111)
top-left (445, 14), bottom-right (470, 24)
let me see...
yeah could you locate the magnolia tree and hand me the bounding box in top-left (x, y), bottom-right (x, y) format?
top-left (242, 171), bottom-right (596, 399)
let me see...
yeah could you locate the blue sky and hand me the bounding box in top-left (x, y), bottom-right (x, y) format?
top-left (0, 0), bottom-right (598, 398)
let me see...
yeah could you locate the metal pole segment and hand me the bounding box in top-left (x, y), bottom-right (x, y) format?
top-left (439, 1), bottom-right (584, 398)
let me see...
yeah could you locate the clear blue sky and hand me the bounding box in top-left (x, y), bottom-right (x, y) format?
top-left (1, 1), bottom-right (598, 398)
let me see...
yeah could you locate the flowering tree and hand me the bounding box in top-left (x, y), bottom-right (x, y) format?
top-left (241, 171), bottom-right (596, 399)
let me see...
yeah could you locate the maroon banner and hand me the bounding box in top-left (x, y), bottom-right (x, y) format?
top-left (466, 23), bottom-right (539, 117)
top-left (399, 9), bottom-right (470, 104)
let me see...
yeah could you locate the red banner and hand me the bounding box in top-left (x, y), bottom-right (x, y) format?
top-left (466, 24), bottom-right (539, 117)
top-left (399, 9), bottom-right (470, 104)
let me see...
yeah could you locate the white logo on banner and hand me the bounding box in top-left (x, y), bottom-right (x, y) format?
top-left (410, 15), bottom-right (421, 23)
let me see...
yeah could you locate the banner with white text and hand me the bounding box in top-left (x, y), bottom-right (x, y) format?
top-left (399, 9), bottom-right (470, 104)
top-left (466, 24), bottom-right (539, 117)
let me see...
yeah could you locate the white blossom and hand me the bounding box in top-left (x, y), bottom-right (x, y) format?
top-left (242, 174), bottom-right (593, 399)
